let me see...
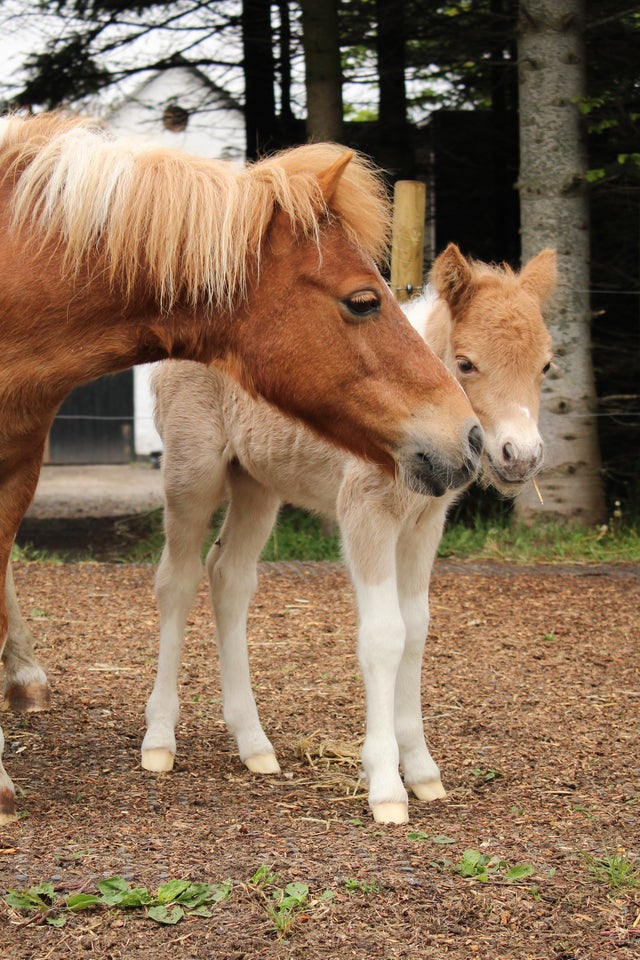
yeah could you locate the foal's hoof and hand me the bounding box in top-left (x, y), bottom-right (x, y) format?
top-left (0, 789), bottom-right (18, 825)
top-left (371, 801), bottom-right (409, 825)
top-left (409, 779), bottom-right (447, 802)
top-left (141, 748), bottom-right (175, 773)
top-left (4, 682), bottom-right (51, 713)
top-left (244, 753), bottom-right (281, 775)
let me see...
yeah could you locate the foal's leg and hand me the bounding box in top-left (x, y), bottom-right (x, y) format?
top-left (207, 466), bottom-right (281, 774)
top-left (2, 562), bottom-right (50, 712)
top-left (338, 472), bottom-right (408, 824)
top-left (141, 468), bottom-right (227, 772)
top-left (395, 502), bottom-right (449, 802)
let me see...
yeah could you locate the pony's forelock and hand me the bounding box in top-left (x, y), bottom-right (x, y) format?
top-left (1, 113), bottom-right (391, 310)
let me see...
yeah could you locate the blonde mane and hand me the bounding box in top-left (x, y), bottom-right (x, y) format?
top-left (0, 112), bottom-right (391, 310)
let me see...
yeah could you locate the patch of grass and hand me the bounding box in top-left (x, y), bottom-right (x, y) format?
top-left (14, 502), bottom-right (640, 566)
top-left (98, 505), bottom-right (341, 565)
top-left (582, 850), bottom-right (640, 893)
top-left (438, 514), bottom-right (640, 564)
top-left (343, 877), bottom-right (382, 894)
top-left (10, 541), bottom-right (65, 564)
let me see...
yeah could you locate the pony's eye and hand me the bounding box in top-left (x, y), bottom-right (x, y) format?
top-left (456, 356), bottom-right (476, 374)
top-left (341, 290), bottom-right (381, 321)
top-left (542, 361), bottom-right (552, 375)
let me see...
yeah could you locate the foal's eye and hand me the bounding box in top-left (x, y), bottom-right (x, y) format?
top-left (456, 356), bottom-right (476, 374)
top-left (341, 290), bottom-right (381, 322)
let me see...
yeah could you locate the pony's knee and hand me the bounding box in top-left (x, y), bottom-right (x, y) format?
top-left (357, 615), bottom-right (405, 672)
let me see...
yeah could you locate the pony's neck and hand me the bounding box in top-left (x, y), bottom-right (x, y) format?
top-left (403, 288), bottom-right (456, 373)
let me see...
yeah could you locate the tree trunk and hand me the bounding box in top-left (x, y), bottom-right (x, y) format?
top-left (376, 0), bottom-right (413, 179)
top-left (300, 0), bottom-right (344, 142)
top-left (243, 0), bottom-right (278, 159)
top-left (516, 0), bottom-right (606, 524)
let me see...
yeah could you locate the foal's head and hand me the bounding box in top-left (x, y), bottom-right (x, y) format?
top-left (430, 244), bottom-right (555, 495)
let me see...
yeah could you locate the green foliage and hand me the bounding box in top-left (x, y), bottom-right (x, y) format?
top-left (3, 875), bottom-right (231, 927)
top-left (453, 849), bottom-right (535, 884)
top-left (407, 831), bottom-right (456, 845)
top-left (13, 503), bottom-right (640, 566)
top-left (582, 851), bottom-right (640, 893)
top-left (248, 864), bottom-right (334, 939)
top-left (438, 513), bottom-right (640, 565)
top-left (343, 877), bottom-right (382, 894)
top-left (469, 766), bottom-right (502, 784)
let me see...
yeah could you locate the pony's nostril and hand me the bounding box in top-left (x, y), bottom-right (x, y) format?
top-left (468, 424), bottom-right (484, 459)
top-left (503, 441), bottom-right (515, 463)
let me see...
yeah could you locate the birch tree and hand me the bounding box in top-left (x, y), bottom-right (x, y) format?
top-left (516, 0), bottom-right (606, 524)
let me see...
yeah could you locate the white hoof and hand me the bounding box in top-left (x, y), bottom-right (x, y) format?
top-left (371, 801), bottom-right (409, 825)
top-left (141, 748), bottom-right (175, 772)
top-left (244, 752), bottom-right (281, 774)
top-left (408, 779), bottom-right (447, 802)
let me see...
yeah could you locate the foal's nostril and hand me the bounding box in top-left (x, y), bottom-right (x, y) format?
top-left (503, 441), bottom-right (515, 463)
top-left (468, 424), bottom-right (484, 459)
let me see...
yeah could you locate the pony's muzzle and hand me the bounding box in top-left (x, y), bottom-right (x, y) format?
top-left (405, 420), bottom-right (484, 497)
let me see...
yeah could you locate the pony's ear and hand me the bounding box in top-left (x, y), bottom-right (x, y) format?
top-left (316, 150), bottom-right (354, 202)
top-left (430, 243), bottom-right (476, 311)
top-left (520, 249), bottom-right (557, 305)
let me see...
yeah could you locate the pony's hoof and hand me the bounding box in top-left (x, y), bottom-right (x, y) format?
top-left (371, 801), bottom-right (409, 825)
top-left (245, 753), bottom-right (281, 774)
top-left (4, 682), bottom-right (51, 713)
top-left (141, 748), bottom-right (175, 772)
top-left (409, 779), bottom-right (447, 802)
top-left (0, 789), bottom-right (18, 825)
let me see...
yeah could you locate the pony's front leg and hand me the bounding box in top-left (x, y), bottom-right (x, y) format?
top-left (395, 591), bottom-right (444, 800)
top-left (395, 503), bottom-right (449, 803)
top-left (339, 474), bottom-right (408, 824)
top-left (2, 562), bottom-right (50, 712)
top-left (351, 573), bottom-right (408, 823)
top-left (208, 468), bottom-right (281, 775)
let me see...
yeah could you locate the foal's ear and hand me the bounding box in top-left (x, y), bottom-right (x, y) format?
top-left (519, 249), bottom-right (557, 305)
top-left (316, 150), bottom-right (354, 202)
top-left (430, 243), bottom-right (476, 310)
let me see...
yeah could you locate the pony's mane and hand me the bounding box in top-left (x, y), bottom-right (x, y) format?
top-left (0, 112), bottom-right (391, 309)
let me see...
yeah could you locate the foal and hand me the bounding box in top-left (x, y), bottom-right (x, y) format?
top-left (140, 243), bottom-right (555, 823)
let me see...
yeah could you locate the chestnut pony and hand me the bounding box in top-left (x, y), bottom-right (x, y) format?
top-left (0, 114), bottom-right (481, 822)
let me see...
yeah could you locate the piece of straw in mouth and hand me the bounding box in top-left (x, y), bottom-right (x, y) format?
top-left (531, 476), bottom-right (544, 504)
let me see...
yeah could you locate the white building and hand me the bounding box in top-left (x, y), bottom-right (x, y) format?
top-left (108, 64), bottom-right (246, 458)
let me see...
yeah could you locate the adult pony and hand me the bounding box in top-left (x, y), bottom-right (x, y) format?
top-left (136, 243), bottom-right (555, 824)
top-left (0, 113), bottom-right (482, 822)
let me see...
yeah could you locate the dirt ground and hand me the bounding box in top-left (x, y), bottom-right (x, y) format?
top-left (0, 558), bottom-right (638, 959)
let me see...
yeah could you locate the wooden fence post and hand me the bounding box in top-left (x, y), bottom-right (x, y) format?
top-left (390, 180), bottom-right (426, 303)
